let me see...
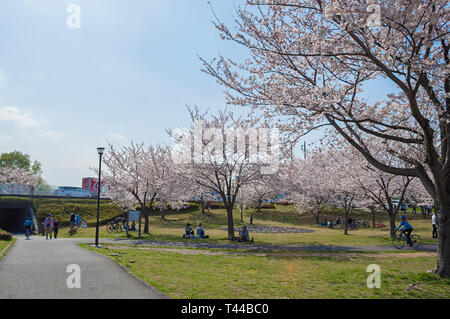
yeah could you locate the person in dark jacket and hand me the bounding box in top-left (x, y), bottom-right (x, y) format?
top-left (69, 212), bottom-right (76, 229)
top-left (53, 219), bottom-right (60, 239)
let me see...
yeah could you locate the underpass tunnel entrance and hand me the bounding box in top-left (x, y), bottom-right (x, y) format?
top-left (0, 200), bottom-right (35, 233)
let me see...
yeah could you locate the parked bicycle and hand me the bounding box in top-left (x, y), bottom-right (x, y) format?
top-left (338, 221), bottom-right (360, 231)
top-left (392, 230), bottom-right (423, 250)
top-left (374, 223), bottom-right (386, 230)
top-left (357, 220), bottom-right (370, 228)
top-left (106, 217), bottom-right (124, 233)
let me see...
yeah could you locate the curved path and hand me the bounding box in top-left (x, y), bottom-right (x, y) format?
top-left (0, 235), bottom-right (167, 299)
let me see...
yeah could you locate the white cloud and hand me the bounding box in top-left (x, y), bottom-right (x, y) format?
top-left (108, 133), bottom-right (125, 139)
top-left (0, 106), bottom-right (38, 128)
top-left (0, 106), bottom-right (60, 140)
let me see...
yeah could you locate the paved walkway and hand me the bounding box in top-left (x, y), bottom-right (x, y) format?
top-left (97, 238), bottom-right (438, 252)
top-left (0, 235), bottom-right (167, 299)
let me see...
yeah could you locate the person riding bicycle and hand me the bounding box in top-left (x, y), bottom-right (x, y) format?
top-left (396, 215), bottom-right (414, 246)
top-left (24, 218), bottom-right (34, 237)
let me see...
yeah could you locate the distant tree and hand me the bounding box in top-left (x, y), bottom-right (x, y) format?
top-left (282, 151), bottom-right (335, 225)
top-left (100, 142), bottom-right (184, 233)
top-left (0, 167), bottom-right (40, 187)
top-left (0, 151), bottom-right (41, 174)
top-left (0, 151), bottom-right (43, 188)
top-left (170, 108), bottom-right (278, 239)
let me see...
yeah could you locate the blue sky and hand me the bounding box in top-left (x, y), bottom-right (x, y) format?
top-left (0, 0), bottom-right (252, 186)
top-left (0, 1), bottom-right (395, 187)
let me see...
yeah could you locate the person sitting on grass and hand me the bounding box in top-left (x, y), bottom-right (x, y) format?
top-left (396, 215), bottom-right (414, 246)
top-left (196, 223), bottom-right (209, 239)
top-left (238, 225), bottom-right (250, 242)
top-left (183, 223), bottom-right (195, 238)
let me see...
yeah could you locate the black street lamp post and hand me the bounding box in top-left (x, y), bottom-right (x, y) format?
top-left (95, 147), bottom-right (105, 247)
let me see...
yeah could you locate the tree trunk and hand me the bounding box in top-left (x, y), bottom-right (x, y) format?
top-left (258, 199), bottom-right (262, 212)
top-left (388, 211), bottom-right (396, 238)
top-left (225, 204), bottom-right (235, 240)
top-left (201, 200), bottom-right (205, 214)
top-left (143, 207), bottom-right (149, 234)
top-left (436, 201), bottom-right (450, 278)
top-left (370, 208), bottom-right (376, 229)
top-left (240, 203), bottom-right (244, 222)
top-left (344, 208), bottom-right (349, 235)
top-left (312, 207), bottom-right (320, 224)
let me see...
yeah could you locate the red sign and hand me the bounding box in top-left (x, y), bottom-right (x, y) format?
top-left (82, 177), bottom-right (104, 193)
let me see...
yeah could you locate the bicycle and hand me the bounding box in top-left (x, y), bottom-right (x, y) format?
top-left (392, 230), bottom-right (423, 250)
top-left (25, 227), bottom-right (32, 240)
top-left (358, 220), bottom-right (370, 228)
top-left (337, 222), bottom-right (360, 231)
top-left (106, 218), bottom-right (124, 233)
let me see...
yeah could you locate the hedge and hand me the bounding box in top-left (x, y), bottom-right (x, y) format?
top-left (0, 197), bottom-right (123, 227)
top-left (0, 228), bottom-right (12, 241)
top-left (0, 197), bottom-right (202, 227)
top-left (34, 202), bottom-right (125, 227)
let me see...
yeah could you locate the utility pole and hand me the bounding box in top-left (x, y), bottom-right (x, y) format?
top-left (300, 141), bottom-right (307, 159)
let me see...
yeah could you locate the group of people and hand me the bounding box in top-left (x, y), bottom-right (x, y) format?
top-left (125, 221), bottom-right (137, 231)
top-left (183, 223), bottom-right (209, 239)
top-left (70, 212), bottom-right (85, 229)
top-left (42, 214), bottom-right (60, 240)
top-left (25, 211), bottom-right (87, 240)
top-left (182, 223), bottom-right (252, 242)
top-left (320, 217), bottom-right (342, 228)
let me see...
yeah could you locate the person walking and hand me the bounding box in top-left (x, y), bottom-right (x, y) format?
top-left (249, 214), bottom-right (254, 225)
top-left (53, 219), bottom-right (60, 239)
top-left (76, 213), bottom-right (82, 227)
top-left (432, 213), bottom-right (438, 238)
top-left (44, 214), bottom-right (54, 240)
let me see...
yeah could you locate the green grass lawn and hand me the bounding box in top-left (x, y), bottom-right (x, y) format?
top-left (83, 244), bottom-right (449, 299)
top-left (0, 238), bottom-right (15, 261)
top-left (0, 240), bottom-right (10, 252)
top-left (57, 204), bottom-right (438, 247)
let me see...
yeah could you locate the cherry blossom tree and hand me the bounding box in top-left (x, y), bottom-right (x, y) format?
top-left (281, 152), bottom-right (335, 225)
top-left (0, 167), bottom-right (40, 194)
top-left (170, 108), bottom-right (279, 239)
top-left (202, 0), bottom-right (450, 276)
top-left (100, 142), bottom-right (176, 234)
top-left (327, 149), bottom-right (366, 235)
top-left (335, 142), bottom-right (418, 236)
top-left (190, 183), bottom-right (218, 214)
top-left (249, 177), bottom-right (278, 211)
